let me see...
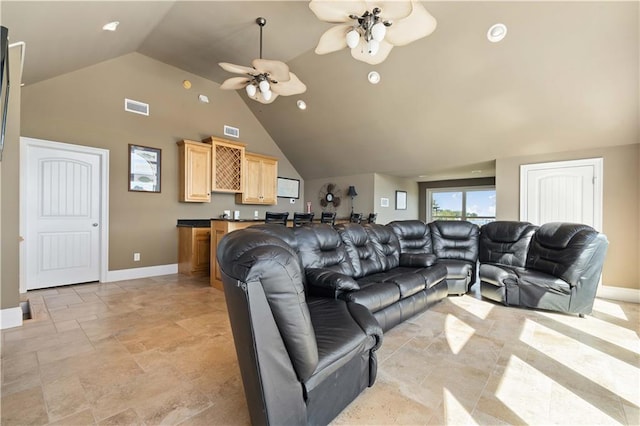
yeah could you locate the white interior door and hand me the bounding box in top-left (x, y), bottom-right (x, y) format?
top-left (520, 158), bottom-right (603, 230)
top-left (21, 138), bottom-right (108, 290)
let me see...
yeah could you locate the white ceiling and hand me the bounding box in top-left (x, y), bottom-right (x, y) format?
top-left (2, 1), bottom-right (638, 181)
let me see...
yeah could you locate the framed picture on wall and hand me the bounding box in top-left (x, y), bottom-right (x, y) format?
top-left (396, 190), bottom-right (407, 210)
top-left (129, 144), bottom-right (161, 193)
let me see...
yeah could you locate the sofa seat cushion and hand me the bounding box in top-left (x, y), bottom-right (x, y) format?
top-left (339, 282), bottom-right (400, 313)
top-left (305, 297), bottom-right (377, 392)
top-left (436, 259), bottom-right (472, 280)
top-left (356, 265), bottom-right (447, 296)
top-left (516, 269), bottom-right (571, 294)
top-left (479, 263), bottom-right (519, 287)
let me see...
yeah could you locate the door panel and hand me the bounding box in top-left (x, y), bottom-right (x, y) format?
top-left (27, 146), bottom-right (101, 289)
top-left (520, 159), bottom-right (602, 230)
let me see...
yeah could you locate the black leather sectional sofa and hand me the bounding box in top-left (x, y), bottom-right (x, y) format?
top-left (216, 219), bottom-right (608, 425)
top-left (478, 221), bottom-right (609, 317)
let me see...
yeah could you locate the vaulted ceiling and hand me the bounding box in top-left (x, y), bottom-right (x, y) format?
top-left (2, 1), bottom-right (638, 180)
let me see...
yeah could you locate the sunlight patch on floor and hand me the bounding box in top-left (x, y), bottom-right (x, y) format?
top-left (444, 314), bottom-right (476, 355)
top-left (521, 321), bottom-right (640, 406)
top-left (449, 296), bottom-right (494, 320)
top-left (593, 298), bottom-right (629, 321)
top-left (443, 387), bottom-right (478, 425)
top-left (496, 355), bottom-right (553, 424)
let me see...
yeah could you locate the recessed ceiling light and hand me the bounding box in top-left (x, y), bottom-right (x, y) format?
top-left (182, 80), bottom-right (192, 89)
top-left (368, 71), bottom-right (381, 84)
top-left (102, 21), bottom-right (120, 32)
top-left (297, 100), bottom-right (307, 110)
top-left (487, 23), bottom-right (507, 43)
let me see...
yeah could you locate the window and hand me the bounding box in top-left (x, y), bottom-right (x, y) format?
top-left (427, 186), bottom-right (496, 225)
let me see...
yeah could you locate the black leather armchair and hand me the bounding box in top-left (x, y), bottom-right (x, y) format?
top-left (479, 222), bottom-right (608, 316)
top-left (217, 228), bottom-right (382, 425)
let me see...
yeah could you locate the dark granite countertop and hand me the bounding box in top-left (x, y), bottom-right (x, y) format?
top-left (176, 219), bottom-right (212, 228)
top-left (210, 218), bottom-right (265, 223)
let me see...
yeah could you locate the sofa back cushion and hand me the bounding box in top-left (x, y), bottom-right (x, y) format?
top-left (364, 224), bottom-right (401, 270)
top-left (294, 224), bottom-right (355, 276)
top-left (387, 220), bottom-right (433, 254)
top-left (479, 221), bottom-right (538, 267)
top-left (429, 220), bottom-right (480, 262)
top-left (335, 223), bottom-right (384, 278)
top-left (217, 230), bottom-right (318, 381)
top-left (526, 222), bottom-right (607, 285)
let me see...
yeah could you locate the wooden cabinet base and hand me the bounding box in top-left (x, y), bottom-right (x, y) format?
top-left (178, 227), bottom-right (211, 277)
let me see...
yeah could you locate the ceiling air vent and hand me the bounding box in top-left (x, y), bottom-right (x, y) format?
top-left (124, 98), bottom-right (149, 116)
top-left (224, 125), bottom-right (239, 138)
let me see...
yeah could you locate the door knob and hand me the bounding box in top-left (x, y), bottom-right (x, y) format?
top-left (92, 223), bottom-right (99, 227)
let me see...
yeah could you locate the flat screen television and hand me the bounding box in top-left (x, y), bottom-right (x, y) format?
top-left (0, 26), bottom-right (10, 161)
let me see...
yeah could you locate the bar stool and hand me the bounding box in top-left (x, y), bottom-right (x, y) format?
top-left (265, 211), bottom-right (289, 225)
top-left (366, 213), bottom-right (377, 224)
top-left (350, 212), bottom-right (362, 224)
top-left (293, 212), bottom-right (314, 227)
top-left (320, 211), bottom-right (336, 225)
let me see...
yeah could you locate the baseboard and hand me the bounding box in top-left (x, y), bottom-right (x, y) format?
top-left (104, 264), bottom-right (178, 283)
top-left (0, 306), bottom-right (23, 330)
top-left (597, 285), bottom-right (640, 304)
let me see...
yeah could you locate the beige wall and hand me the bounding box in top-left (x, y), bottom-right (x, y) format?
top-left (19, 52), bottom-right (302, 275)
top-left (496, 143), bottom-right (640, 289)
top-left (1, 46), bottom-right (23, 310)
top-left (304, 174), bottom-right (375, 219)
top-left (373, 174), bottom-right (419, 224)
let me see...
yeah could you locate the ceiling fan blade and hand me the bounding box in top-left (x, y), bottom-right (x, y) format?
top-left (252, 59), bottom-right (291, 82)
top-left (385, 2), bottom-right (437, 46)
top-left (249, 91), bottom-right (280, 104)
top-left (220, 76), bottom-right (250, 90)
top-left (350, 39), bottom-right (393, 64)
top-left (219, 62), bottom-right (256, 75)
top-left (271, 73), bottom-right (307, 96)
top-left (315, 25), bottom-right (350, 55)
top-left (309, 0), bottom-right (367, 23)
top-left (366, 0), bottom-right (413, 21)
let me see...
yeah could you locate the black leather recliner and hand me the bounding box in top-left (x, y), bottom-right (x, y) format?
top-left (217, 226), bottom-right (382, 426)
top-left (293, 223), bottom-right (448, 332)
top-left (479, 221), bottom-right (609, 316)
top-left (387, 220), bottom-right (480, 295)
top-left (429, 220), bottom-right (480, 295)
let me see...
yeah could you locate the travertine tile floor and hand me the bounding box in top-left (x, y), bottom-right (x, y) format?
top-left (1, 275), bottom-right (639, 425)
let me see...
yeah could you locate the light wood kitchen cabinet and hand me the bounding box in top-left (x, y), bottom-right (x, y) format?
top-left (236, 152), bottom-right (278, 205)
top-left (202, 136), bottom-right (246, 193)
top-left (178, 227), bottom-right (211, 276)
top-left (177, 140), bottom-right (211, 202)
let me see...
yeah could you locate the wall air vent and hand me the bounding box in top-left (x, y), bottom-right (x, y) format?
top-left (224, 125), bottom-right (239, 138)
top-left (124, 98), bottom-right (149, 116)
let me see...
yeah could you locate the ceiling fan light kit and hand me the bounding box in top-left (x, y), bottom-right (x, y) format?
top-left (309, 0), bottom-right (437, 64)
top-left (218, 17), bottom-right (306, 104)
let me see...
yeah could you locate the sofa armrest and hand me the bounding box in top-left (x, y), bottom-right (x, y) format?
top-left (400, 253), bottom-right (437, 268)
top-left (347, 302), bottom-right (383, 351)
top-left (306, 268), bottom-right (360, 295)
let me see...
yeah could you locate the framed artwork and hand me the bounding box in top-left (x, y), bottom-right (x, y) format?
top-left (277, 177), bottom-right (300, 198)
top-left (129, 144), bottom-right (161, 193)
top-left (380, 197), bottom-right (390, 207)
top-left (396, 190), bottom-right (407, 210)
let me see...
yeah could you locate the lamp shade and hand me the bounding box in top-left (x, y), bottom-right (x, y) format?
top-left (347, 186), bottom-right (358, 197)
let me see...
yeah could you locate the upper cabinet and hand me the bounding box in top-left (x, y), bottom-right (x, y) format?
top-left (236, 152), bottom-right (278, 205)
top-left (202, 137), bottom-right (246, 193)
top-left (177, 140), bottom-right (211, 202)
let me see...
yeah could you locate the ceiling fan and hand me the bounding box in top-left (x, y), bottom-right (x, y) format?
top-left (309, 0), bottom-right (437, 65)
top-left (219, 17), bottom-right (307, 104)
